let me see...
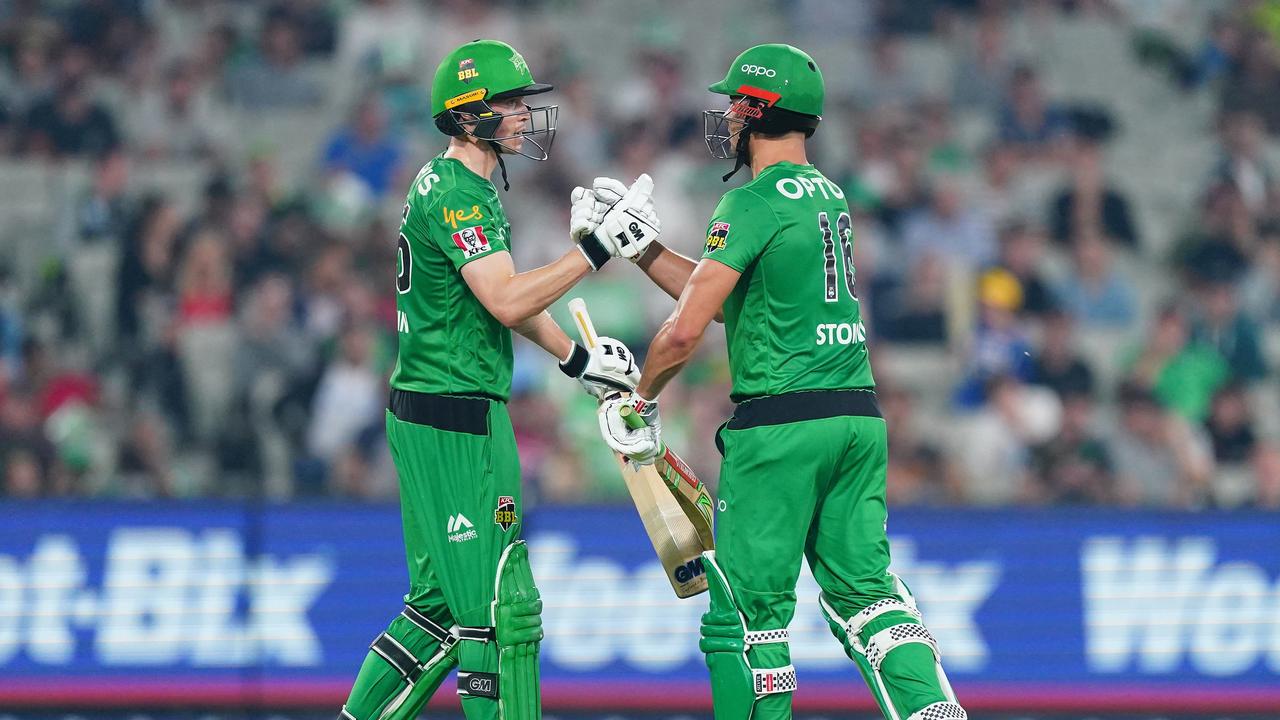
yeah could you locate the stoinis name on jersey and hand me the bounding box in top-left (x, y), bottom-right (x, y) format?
top-left (705, 222), bottom-right (730, 254)
top-left (452, 225), bottom-right (491, 258)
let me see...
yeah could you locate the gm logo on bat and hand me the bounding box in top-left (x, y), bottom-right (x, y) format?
top-left (674, 557), bottom-right (706, 584)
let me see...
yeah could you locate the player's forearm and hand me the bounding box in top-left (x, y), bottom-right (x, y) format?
top-left (496, 249), bottom-right (592, 327)
top-left (635, 316), bottom-right (702, 399)
top-left (513, 310), bottom-right (575, 361)
top-left (636, 243), bottom-right (695, 300)
top-left (636, 244), bottom-right (724, 323)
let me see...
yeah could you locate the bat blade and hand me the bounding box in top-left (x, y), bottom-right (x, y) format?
top-left (571, 297), bottom-right (710, 598)
top-left (610, 444), bottom-right (710, 598)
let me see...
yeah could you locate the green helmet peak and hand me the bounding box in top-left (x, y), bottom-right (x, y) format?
top-left (708, 43), bottom-right (824, 118)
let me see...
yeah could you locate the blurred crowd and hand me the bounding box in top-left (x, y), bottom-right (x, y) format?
top-left (1, 0), bottom-right (1279, 510)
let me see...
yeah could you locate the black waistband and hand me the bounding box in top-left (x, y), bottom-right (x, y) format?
top-left (727, 389), bottom-right (881, 431)
top-left (388, 389), bottom-right (492, 435)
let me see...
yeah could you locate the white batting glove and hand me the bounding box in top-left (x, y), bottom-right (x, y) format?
top-left (594, 174), bottom-right (660, 262)
top-left (570, 185), bottom-right (605, 241)
top-left (598, 394), bottom-right (663, 464)
top-left (558, 337), bottom-right (641, 399)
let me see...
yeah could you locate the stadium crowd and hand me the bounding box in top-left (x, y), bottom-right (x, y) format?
top-left (0, 0), bottom-right (1278, 510)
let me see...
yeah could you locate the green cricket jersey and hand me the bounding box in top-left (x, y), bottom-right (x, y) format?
top-left (701, 161), bottom-right (874, 402)
top-left (391, 157), bottom-right (513, 400)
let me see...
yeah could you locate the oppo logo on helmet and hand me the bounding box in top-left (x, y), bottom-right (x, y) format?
top-left (740, 64), bottom-right (776, 77)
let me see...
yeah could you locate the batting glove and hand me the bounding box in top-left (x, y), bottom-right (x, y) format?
top-left (599, 394), bottom-right (663, 464)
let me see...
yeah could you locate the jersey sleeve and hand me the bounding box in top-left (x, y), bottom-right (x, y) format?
top-left (700, 188), bottom-right (780, 272)
top-left (422, 187), bottom-right (508, 270)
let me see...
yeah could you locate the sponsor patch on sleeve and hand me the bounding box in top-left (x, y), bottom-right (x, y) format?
top-left (704, 221), bottom-right (731, 254)
top-left (452, 225), bottom-right (492, 258)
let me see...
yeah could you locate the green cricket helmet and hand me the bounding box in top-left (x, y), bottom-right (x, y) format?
top-left (705, 44), bottom-right (824, 179)
top-left (432, 39), bottom-right (557, 161)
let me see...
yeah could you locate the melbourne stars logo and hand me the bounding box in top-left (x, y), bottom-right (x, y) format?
top-left (509, 52), bottom-right (529, 75)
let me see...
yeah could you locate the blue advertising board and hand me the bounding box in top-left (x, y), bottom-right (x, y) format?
top-left (1, 502), bottom-right (1278, 712)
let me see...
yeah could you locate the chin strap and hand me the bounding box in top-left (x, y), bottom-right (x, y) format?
top-left (721, 131), bottom-right (750, 183)
top-left (490, 141), bottom-right (511, 191)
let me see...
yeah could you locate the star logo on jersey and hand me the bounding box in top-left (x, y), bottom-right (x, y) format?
top-left (509, 52), bottom-right (529, 75)
top-left (452, 225), bottom-right (491, 258)
top-left (705, 221), bottom-right (730, 254)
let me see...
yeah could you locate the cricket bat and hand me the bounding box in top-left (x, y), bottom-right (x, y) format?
top-left (568, 297), bottom-right (713, 598)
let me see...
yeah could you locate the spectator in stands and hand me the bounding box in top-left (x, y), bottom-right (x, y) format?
top-left (321, 94), bottom-right (405, 199)
top-left (955, 374), bottom-right (1061, 505)
top-left (1252, 444), bottom-right (1280, 509)
top-left (176, 230), bottom-right (234, 329)
top-left (1054, 230), bottom-right (1136, 328)
top-left (1205, 384), bottom-right (1258, 464)
top-left (58, 147), bottom-right (131, 250)
top-left (114, 411), bottom-right (175, 498)
top-left (1032, 390), bottom-right (1114, 505)
top-left (902, 174), bottom-right (995, 271)
top-left (1220, 30), bottom-right (1280, 135)
top-left (306, 322), bottom-right (381, 464)
top-left (0, 265), bottom-right (21, 382)
top-left (1176, 182), bottom-right (1255, 282)
top-left (882, 385), bottom-right (958, 506)
top-left (1048, 138), bottom-right (1139, 249)
top-left (1240, 220), bottom-right (1280, 322)
top-left (234, 273), bottom-right (313, 397)
top-left (855, 33), bottom-right (927, 110)
top-left (1031, 309), bottom-right (1096, 397)
top-left (124, 57), bottom-right (232, 160)
top-left (952, 11), bottom-right (1013, 112)
top-left (228, 8), bottom-right (324, 110)
top-left (954, 269), bottom-right (1035, 408)
top-left (874, 253), bottom-right (949, 343)
top-left (7, 35), bottom-right (57, 115)
top-left (1124, 303), bottom-right (1229, 422)
top-left (972, 142), bottom-right (1032, 226)
top-left (21, 45), bottom-right (119, 157)
top-left (993, 220), bottom-right (1056, 316)
top-left (1211, 111), bottom-right (1274, 216)
top-left (1111, 383), bottom-right (1213, 507)
top-left (0, 389), bottom-right (55, 497)
top-left (997, 64), bottom-right (1072, 160)
top-left (1189, 273), bottom-right (1268, 382)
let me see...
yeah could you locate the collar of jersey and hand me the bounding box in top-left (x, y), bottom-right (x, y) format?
top-left (435, 155), bottom-right (498, 191)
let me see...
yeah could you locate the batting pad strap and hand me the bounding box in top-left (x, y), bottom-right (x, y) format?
top-left (370, 632), bottom-right (420, 680)
top-left (907, 701), bottom-right (968, 720)
top-left (457, 671), bottom-right (499, 698)
top-left (752, 665), bottom-right (797, 695)
top-left (456, 626), bottom-right (496, 643)
top-left (846, 598), bottom-right (921, 641)
top-left (864, 623), bottom-right (940, 672)
top-left (743, 628), bottom-right (789, 647)
top-left (400, 606), bottom-right (454, 645)
top-left (337, 706), bottom-right (357, 720)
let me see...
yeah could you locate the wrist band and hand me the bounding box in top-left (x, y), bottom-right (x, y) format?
top-left (577, 234), bottom-right (612, 270)
top-left (558, 343), bottom-right (589, 378)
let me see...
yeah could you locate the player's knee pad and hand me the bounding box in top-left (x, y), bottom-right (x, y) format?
top-left (699, 551), bottom-right (796, 720)
top-left (454, 541), bottom-right (542, 720)
top-left (819, 574), bottom-right (964, 720)
top-left (340, 605), bottom-right (459, 720)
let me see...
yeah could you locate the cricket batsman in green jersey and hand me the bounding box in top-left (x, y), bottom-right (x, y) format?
top-left (594, 45), bottom-right (968, 720)
top-left (338, 39), bottom-right (659, 720)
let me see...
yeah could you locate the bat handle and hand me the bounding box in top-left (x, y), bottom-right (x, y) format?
top-left (567, 297), bottom-right (598, 349)
top-left (619, 404), bottom-right (647, 430)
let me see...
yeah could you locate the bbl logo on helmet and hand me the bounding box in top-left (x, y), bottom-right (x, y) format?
top-left (705, 221), bottom-right (730, 254)
top-left (458, 58), bottom-right (479, 83)
top-left (494, 495), bottom-right (517, 531)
